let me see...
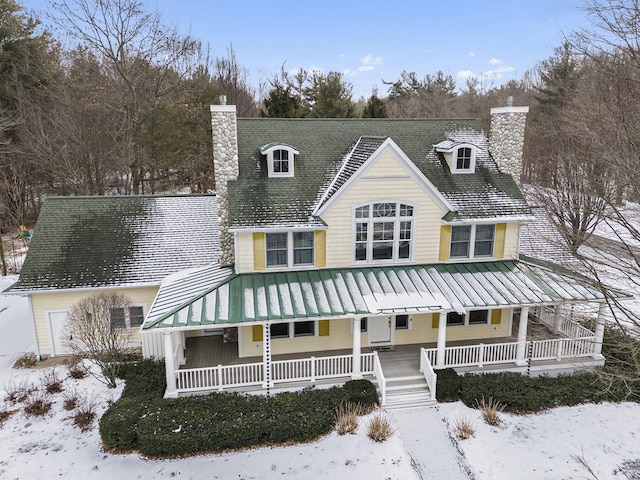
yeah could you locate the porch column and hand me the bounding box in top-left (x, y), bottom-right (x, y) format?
top-left (592, 303), bottom-right (607, 358)
top-left (436, 312), bottom-right (447, 368)
top-left (164, 331), bottom-right (178, 398)
top-left (515, 307), bottom-right (530, 366)
top-left (553, 304), bottom-right (564, 334)
top-left (262, 323), bottom-right (273, 389)
top-left (352, 317), bottom-right (362, 379)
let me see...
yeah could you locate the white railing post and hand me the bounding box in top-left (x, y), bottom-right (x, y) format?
top-left (593, 303), bottom-right (607, 358)
top-left (163, 332), bottom-right (178, 398)
top-left (553, 305), bottom-right (564, 334)
top-left (310, 356), bottom-right (316, 382)
top-left (556, 339), bottom-right (564, 361)
top-left (436, 313), bottom-right (447, 368)
top-left (217, 364), bottom-right (224, 391)
top-left (352, 317), bottom-right (362, 379)
top-left (515, 307), bottom-right (530, 366)
top-left (372, 351), bottom-right (386, 405)
top-left (478, 343), bottom-right (485, 368)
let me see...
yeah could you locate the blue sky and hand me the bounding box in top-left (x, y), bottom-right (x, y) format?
top-left (28, 0), bottom-right (589, 98)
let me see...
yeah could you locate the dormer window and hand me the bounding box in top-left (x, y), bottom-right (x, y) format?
top-left (260, 143), bottom-right (299, 178)
top-left (434, 141), bottom-right (477, 174)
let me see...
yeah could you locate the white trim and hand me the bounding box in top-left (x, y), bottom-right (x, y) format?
top-left (490, 106), bottom-right (529, 115)
top-left (210, 105), bottom-right (237, 113)
top-left (11, 283), bottom-right (160, 295)
top-left (27, 295), bottom-right (41, 360)
top-left (263, 145), bottom-right (299, 178)
top-left (351, 200), bottom-right (417, 265)
top-left (269, 319), bottom-right (319, 339)
top-left (443, 215), bottom-right (533, 225)
top-left (229, 225), bottom-right (326, 233)
top-left (445, 309), bottom-right (491, 327)
top-left (314, 138), bottom-right (453, 216)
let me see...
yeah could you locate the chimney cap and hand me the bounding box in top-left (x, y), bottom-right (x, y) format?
top-left (219, 95), bottom-right (227, 105)
top-left (507, 96), bottom-right (514, 107)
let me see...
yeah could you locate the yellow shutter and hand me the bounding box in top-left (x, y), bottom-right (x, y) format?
top-left (252, 324), bottom-right (263, 341)
top-left (491, 309), bottom-right (502, 325)
top-left (439, 226), bottom-right (451, 261)
top-left (494, 223), bottom-right (506, 259)
top-left (432, 312), bottom-right (440, 329)
top-left (253, 232), bottom-right (265, 271)
top-left (318, 320), bottom-right (330, 336)
top-left (315, 230), bottom-right (326, 268)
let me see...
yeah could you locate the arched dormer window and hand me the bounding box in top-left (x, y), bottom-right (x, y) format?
top-left (434, 141), bottom-right (477, 174)
top-left (260, 143), bottom-right (299, 178)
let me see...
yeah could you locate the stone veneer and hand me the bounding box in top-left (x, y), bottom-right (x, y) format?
top-left (210, 105), bottom-right (239, 267)
top-left (489, 106), bottom-right (529, 186)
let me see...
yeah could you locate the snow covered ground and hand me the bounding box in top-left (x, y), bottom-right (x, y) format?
top-left (1, 268), bottom-right (640, 479)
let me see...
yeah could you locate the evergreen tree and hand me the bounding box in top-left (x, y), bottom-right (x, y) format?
top-left (308, 71), bottom-right (357, 118)
top-left (260, 79), bottom-right (306, 117)
top-left (361, 89), bottom-right (388, 118)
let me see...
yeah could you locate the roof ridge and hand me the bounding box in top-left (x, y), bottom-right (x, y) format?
top-left (45, 193), bottom-right (217, 200)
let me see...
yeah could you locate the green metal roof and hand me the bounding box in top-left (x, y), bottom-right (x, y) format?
top-left (228, 118), bottom-right (530, 229)
top-left (143, 260), bottom-right (625, 330)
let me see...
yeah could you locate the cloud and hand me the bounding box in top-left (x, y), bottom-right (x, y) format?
top-left (358, 65), bottom-right (375, 72)
top-left (360, 54), bottom-right (384, 66)
top-left (489, 58), bottom-right (503, 66)
top-left (457, 70), bottom-right (475, 80)
top-left (480, 65), bottom-right (515, 80)
top-left (467, 51), bottom-right (476, 57)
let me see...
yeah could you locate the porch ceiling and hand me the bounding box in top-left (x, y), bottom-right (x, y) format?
top-left (143, 260), bottom-right (627, 330)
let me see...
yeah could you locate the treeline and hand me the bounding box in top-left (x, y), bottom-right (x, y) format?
top-left (2, 0), bottom-right (640, 252)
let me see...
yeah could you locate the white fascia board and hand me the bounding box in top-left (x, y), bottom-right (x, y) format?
top-left (315, 138), bottom-right (453, 217)
top-left (229, 225), bottom-right (328, 233)
top-left (210, 105), bottom-right (236, 113)
top-left (490, 106), bottom-right (529, 115)
top-left (10, 282), bottom-right (161, 295)
top-left (442, 214), bottom-right (535, 225)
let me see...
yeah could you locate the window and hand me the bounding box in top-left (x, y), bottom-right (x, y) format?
top-left (450, 224), bottom-right (495, 259)
top-left (446, 310), bottom-right (489, 326)
top-left (271, 321), bottom-right (317, 338)
top-left (294, 321), bottom-right (315, 337)
top-left (266, 231), bottom-right (315, 268)
top-left (271, 323), bottom-right (289, 338)
top-left (273, 149), bottom-right (289, 173)
top-left (261, 144), bottom-right (299, 177)
top-left (109, 306), bottom-right (144, 329)
top-left (361, 317), bottom-right (368, 332)
top-left (353, 202), bottom-right (415, 263)
top-left (395, 314), bottom-right (409, 330)
top-left (456, 147), bottom-right (472, 170)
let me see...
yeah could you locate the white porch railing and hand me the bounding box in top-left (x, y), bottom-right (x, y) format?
top-left (419, 348), bottom-right (437, 401)
top-left (372, 351), bottom-right (386, 405)
top-left (424, 336), bottom-right (595, 369)
top-left (176, 352), bottom-right (375, 394)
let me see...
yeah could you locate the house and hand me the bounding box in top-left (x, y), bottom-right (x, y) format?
top-left (5, 195), bottom-right (220, 358)
top-left (5, 100), bottom-right (632, 407)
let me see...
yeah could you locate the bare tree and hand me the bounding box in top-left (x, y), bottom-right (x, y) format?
top-left (66, 292), bottom-right (133, 388)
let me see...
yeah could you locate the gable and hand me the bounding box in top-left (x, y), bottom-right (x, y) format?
top-left (314, 138), bottom-right (451, 217)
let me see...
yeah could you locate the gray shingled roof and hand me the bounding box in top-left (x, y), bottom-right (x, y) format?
top-left (228, 118), bottom-right (530, 228)
top-left (7, 195), bottom-right (219, 291)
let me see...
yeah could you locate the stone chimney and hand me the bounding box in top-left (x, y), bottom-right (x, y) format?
top-left (489, 97), bottom-right (529, 186)
top-left (211, 96), bottom-right (239, 268)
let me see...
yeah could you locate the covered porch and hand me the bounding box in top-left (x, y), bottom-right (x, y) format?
top-left (142, 260), bottom-right (631, 403)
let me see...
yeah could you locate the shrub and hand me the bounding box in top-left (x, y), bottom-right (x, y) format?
top-left (475, 395), bottom-right (505, 426)
top-left (4, 380), bottom-right (35, 403)
top-left (41, 369), bottom-right (64, 394)
top-left (119, 359), bottom-right (166, 399)
top-left (12, 352), bottom-right (37, 369)
top-left (99, 397), bottom-right (153, 451)
top-left (342, 379), bottom-right (378, 410)
top-left (435, 368), bottom-right (461, 402)
top-left (335, 402), bottom-right (361, 435)
top-left (66, 356), bottom-right (88, 379)
top-left (72, 396), bottom-right (99, 432)
top-left (0, 407), bottom-right (18, 427)
top-left (453, 416), bottom-right (474, 440)
top-left (62, 388), bottom-right (79, 411)
top-left (366, 411), bottom-right (395, 442)
top-left (23, 392), bottom-right (53, 417)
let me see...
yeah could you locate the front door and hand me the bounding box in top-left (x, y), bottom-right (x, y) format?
top-left (369, 315), bottom-right (392, 344)
top-left (48, 311), bottom-right (73, 356)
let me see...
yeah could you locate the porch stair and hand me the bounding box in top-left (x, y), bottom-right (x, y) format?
top-left (381, 374), bottom-right (436, 409)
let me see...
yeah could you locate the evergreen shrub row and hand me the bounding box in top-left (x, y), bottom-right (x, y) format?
top-left (100, 378), bottom-right (378, 457)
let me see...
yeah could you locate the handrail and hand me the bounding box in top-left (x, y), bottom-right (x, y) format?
top-left (419, 348), bottom-right (437, 401)
top-left (372, 351), bottom-right (387, 405)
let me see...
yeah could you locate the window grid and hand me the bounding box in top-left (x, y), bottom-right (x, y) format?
top-left (273, 149), bottom-right (289, 173)
top-left (450, 224), bottom-right (495, 259)
top-left (266, 231), bottom-right (315, 268)
top-left (456, 147), bottom-right (472, 170)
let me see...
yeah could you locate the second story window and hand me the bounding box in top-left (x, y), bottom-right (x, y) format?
top-left (353, 202), bottom-right (415, 263)
top-left (450, 224), bottom-right (495, 259)
top-left (266, 231), bottom-right (315, 268)
top-left (260, 143), bottom-right (299, 178)
top-left (456, 147), bottom-right (472, 170)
